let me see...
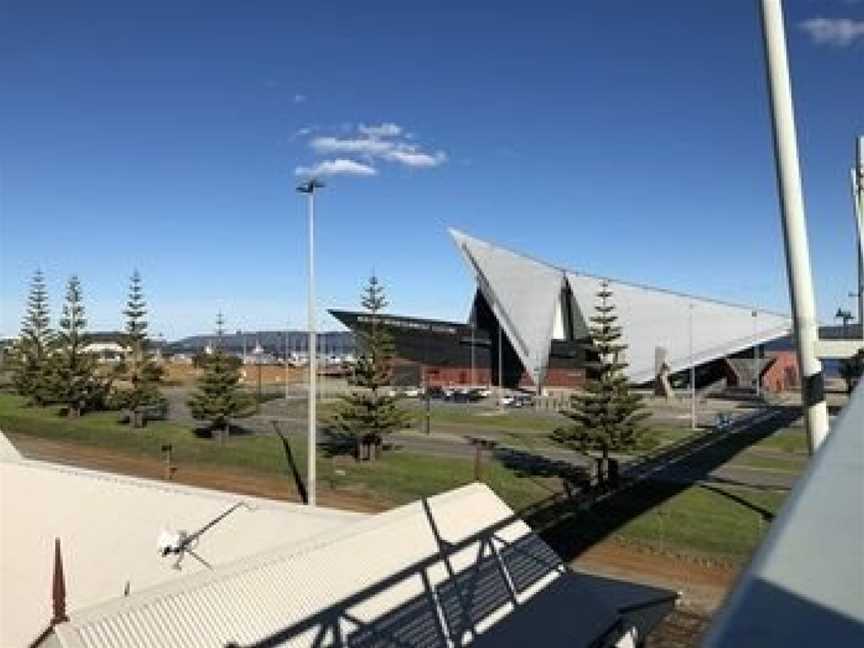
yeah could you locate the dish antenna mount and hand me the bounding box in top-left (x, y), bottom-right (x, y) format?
top-left (157, 501), bottom-right (252, 570)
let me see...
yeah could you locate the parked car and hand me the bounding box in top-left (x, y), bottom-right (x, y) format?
top-left (714, 412), bottom-right (734, 431)
top-left (452, 389), bottom-right (471, 403)
top-left (498, 395), bottom-right (516, 407)
top-left (426, 386), bottom-right (446, 400)
top-left (514, 394), bottom-right (535, 408)
top-left (402, 387), bottom-right (421, 398)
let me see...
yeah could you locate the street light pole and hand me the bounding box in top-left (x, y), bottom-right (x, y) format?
top-left (752, 310), bottom-right (760, 399)
top-left (498, 323), bottom-right (503, 409)
top-left (297, 178), bottom-right (325, 506)
top-left (853, 136), bottom-right (864, 330)
top-left (689, 303), bottom-right (696, 430)
top-left (470, 321), bottom-right (475, 387)
top-left (284, 324), bottom-right (290, 401)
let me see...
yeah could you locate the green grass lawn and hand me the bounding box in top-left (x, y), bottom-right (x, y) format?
top-left (728, 451), bottom-right (807, 474)
top-left (751, 429), bottom-right (808, 454)
top-left (0, 392), bottom-right (786, 563)
top-left (612, 483), bottom-right (786, 561)
top-left (0, 393), bottom-right (554, 510)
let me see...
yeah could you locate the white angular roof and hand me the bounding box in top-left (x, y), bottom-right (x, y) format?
top-left (451, 229), bottom-right (564, 386)
top-left (565, 273), bottom-right (791, 383)
top-left (0, 435), bottom-right (364, 648)
top-left (450, 229), bottom-right (792, 384)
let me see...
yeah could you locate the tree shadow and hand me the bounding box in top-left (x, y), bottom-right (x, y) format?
top-left (190, 423), bottom-right (257, 439)
top-left (510, 406), bottom-right (802, 562)
top-left (318, 427), bottom-right (358, 458)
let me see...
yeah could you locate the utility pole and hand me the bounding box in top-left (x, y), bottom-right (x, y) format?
top-left (297, 178), bottom-right (325, 506)
top-left (498, 323), bottom-right (503, 409)
top-left (759, 0), bottom-right (829, 453)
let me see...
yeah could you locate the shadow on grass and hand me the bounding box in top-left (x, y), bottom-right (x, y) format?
top-left (512, 406), bottom-right (801, 562)
top-left (191, 423), bottom-right (257, 439)
top-left (319, 427), bottom-right (357, 458)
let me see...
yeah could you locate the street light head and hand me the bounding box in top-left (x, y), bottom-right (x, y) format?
top-left (296, 177), bottom-right (326, 194)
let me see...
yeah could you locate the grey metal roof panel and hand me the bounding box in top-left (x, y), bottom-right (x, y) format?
top-left (566, 273), bottom-right (791, 383)
top-left (704, 383), bottom-right (864, 645)
top-left (450, 229), bottom-right (564, 386)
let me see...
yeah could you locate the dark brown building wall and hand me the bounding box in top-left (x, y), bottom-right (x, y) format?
top-left (398, 362), bottom-right (585, 390)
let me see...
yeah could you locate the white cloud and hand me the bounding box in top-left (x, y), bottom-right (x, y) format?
top-left (295, 159), bottom-right (377, 177)
top-left (358, 122), bottom-right (403, 138)
top-left (383, 147), bottom-right (447, 168)
top-left (293, 94), bottom-right (307, 103)
top-left (294, 121), bottom-right (447, 178)
top-left (310, 136), bottom-right (394, 156)
top-left (800, 17), bottom-right (864, 46)
top-left (309, 132), bottom-right (447, 168)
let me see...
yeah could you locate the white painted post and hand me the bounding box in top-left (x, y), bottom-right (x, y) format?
top-left (759, 0), bottom-right (830, 453)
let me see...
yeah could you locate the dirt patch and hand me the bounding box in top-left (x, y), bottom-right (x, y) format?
top-left (7, 433), bottom-right (389, 514)
top-left (573, 540), bottom-right (737, 614)
top-left (645, 608), bottom-right (712, 648)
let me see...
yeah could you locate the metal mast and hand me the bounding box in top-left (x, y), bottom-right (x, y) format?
top-left (297, 178), bottom-right (325, 505)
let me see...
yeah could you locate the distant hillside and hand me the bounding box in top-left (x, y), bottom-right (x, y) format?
top-left (168, 330), bottom-right (355, 355)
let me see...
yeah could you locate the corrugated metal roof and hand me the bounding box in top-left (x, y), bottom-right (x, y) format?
top-left (51, 484), bottom-right (633, 647)
top-left (0, 437), bottom-right (364, 648)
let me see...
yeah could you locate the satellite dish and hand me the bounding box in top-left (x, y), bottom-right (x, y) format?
top-left (157, 502), bottom-right (251, 570)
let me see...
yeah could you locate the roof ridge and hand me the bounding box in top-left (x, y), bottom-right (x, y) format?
top-left (449, 228), bottom-right (791, 319)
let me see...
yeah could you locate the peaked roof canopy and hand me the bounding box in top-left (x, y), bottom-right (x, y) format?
top-left (449, 229), bottom-right (791, 384)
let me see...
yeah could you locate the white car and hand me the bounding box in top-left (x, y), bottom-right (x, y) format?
top-left (498, 395), bottom-right (515, 407)
top-left (403, 387), bottom-right (421, 398)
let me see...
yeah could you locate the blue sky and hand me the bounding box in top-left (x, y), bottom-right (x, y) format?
top-left (1, 1), bottom-right (862, 339)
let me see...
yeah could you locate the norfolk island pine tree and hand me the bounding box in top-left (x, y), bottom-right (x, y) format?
top-left (552, 281), bottom-right (649, 488)
top-left (332, 275), bottom-right (410, 460)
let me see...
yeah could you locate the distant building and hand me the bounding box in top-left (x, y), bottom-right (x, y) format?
top-left (332, 229), bottom-right (794, 393)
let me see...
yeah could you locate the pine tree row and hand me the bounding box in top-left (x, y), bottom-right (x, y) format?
top-left (9, 270), bottom-right (164, 425)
